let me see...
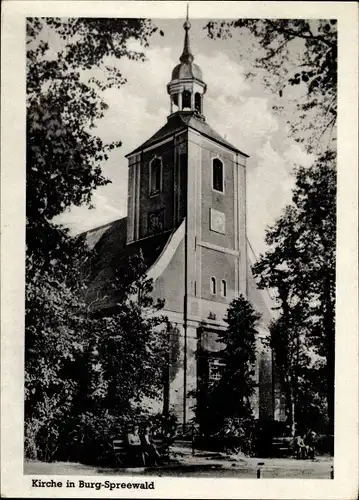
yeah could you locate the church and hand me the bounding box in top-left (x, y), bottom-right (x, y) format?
top-left (83, 16), bottom-right (285, 428)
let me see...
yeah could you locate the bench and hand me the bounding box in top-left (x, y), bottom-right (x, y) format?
top-left (173, 423), bottom-right (200, 455)
top-left (112, 437), bottom-right (168, 467)
top-left (112, 424), bottom-right (200, 466)
top-left (271, 437), bottom-right (293, 457)
top-left (112, 438), bottom-right (148, 467)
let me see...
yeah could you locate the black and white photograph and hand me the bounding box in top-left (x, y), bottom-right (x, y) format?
top-left (1, 1), bottom-right (358, 498)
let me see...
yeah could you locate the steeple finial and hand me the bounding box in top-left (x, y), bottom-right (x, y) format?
top-left (185, 3), bottom-right (190, 27)
top-left (180, 4), bottom-right (194, 64)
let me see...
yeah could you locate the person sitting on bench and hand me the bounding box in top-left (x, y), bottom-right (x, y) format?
top-left (305, 429), bottom-right (317, 460)
top-left (292, 434), bottom-right (308, 459)
top-left (126, 424), bottom-right (145, 466)
top-left (141, 424), bottom-right (162, 466)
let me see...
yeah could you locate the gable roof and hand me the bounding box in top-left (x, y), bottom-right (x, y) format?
top-left (126, 111), bottom-right (249, 158)
top-left (80, 217), bottom-right (274, 326)
top-left (79, 217), bottom-right (175, 311)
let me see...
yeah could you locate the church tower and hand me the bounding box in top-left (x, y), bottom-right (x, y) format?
top-left (125, 15), bottom-right (274, 427)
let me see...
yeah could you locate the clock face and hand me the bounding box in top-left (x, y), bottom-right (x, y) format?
top-left (210, 208), bottom-right (226, 234)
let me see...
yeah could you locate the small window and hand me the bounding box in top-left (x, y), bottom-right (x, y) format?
top-left (148, 209), bottom-right (164, 235)
top-left (208, 358), bottom-right (225, 382)
top-left (220, 279), bottom-right (227, 297)
top-left (149, 157), bottom-right (162, 195)
top-left (195, 93), bottom-right (202, 113)
top-left (212, 158), bottom-right (224, 192)
top-left (182, 90), bottom-right (191, 109)
top-left (210, 277), bottom-right (216, 295)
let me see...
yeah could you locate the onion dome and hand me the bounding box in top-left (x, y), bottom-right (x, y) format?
top-left (167, 6), bottom-right (206, 117)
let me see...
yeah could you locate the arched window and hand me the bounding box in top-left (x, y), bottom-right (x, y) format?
top-left (182, 90), bottom-right (191, 109)
top-left (212, 158), bottom-right (224, 192)
top-left (220, 279), bottom-right (227, 297)
top-left (195, 92), bottom-right (202, 113)
top-left (149, 157), bottom-right (162, 195)
top-left (210, 277), bottom-right (217, 295)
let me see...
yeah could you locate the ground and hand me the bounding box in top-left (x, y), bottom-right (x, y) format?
top-left (24, 442), bottom-right (334, 479)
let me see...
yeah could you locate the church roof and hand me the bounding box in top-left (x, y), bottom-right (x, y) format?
top-left (171, 61), bottom-right (203, 81)
top-left (80, 217), bottom-right (273, 324)
top-left (79, 217), bottom-right (175, 310)
top-left (126, 111), bottom-right (249, 158)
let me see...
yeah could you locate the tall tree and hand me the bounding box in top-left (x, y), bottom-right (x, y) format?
top-left (253, 149), bottom-right (336, 432)
top-left (25, 18), bottom-right (169, 463)
top-left (206, 19), bottom-right (337, 152)
top-left (205, 18), bottom-right (337, 434)
top-left (199, 295), bottom-right (259, 445)
top-left (27, 18), bottom-right (160, 270)
top-left (220, 296), bottom-right (260, 411)
top-left (269, 303), bottom-right (328, 435)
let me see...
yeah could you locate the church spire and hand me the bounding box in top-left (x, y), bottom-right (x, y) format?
top-left (167, 6), bottom-right (207, 117)
top-left (180, 4), bottom-right (194, 64)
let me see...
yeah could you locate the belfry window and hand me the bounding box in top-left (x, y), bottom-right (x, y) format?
top-left (210, 277), bottom-right (217, 295)
top-left (195, 93), bottom-right (202, 113)
top-left (171, 94), bottom-right (179, 113)
top-left (220, 279), bottom-right (227, 297)
top-left (182, 90), bottom-right (191, 110)
top-left (149, 157), bottom-right (162, 195)
top-left (212, 158), bottom-right (224, 193)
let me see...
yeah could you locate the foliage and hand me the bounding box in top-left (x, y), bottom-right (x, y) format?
top-left (61, 411), bottom-right (126, 466)
top-left (219, 295), bottom-right (259, 404)
top-left (56, 410), bottom-right (179, 466)
top-left (148, 411), bottom-right (179, 437)
top-left (205, 19), bottom-right (337, 152)
top-left (25, 18), bottom-right (169, 464)
top-left (295, 360), bottom-right (329, 434)
top-left (252, 149), bottom-right (336, 433)
top-left (26, 18), bottom-right (160, 269)
top-left (205, 15), bottom-right (337, 440)
top-left (197, 295), bottom-right (260, 453)
top-left (25, 235), bottom-right (90, 461)
top-left (25, 245), bottom-right (170, 463)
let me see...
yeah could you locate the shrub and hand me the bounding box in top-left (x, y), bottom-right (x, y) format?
top-left (54, 411), bottom-right (130, 466)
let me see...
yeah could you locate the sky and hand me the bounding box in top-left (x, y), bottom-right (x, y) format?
top-left (53, 17), bottom-right (315, 258)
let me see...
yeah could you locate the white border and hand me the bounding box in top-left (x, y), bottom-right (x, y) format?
top-left (1, 2), bottom-right (358, 499)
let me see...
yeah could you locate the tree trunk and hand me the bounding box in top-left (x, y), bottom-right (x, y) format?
top-left (280, 290), bottom-right (296, 436)
top-left (286, 374), bottom-right (296, 437)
